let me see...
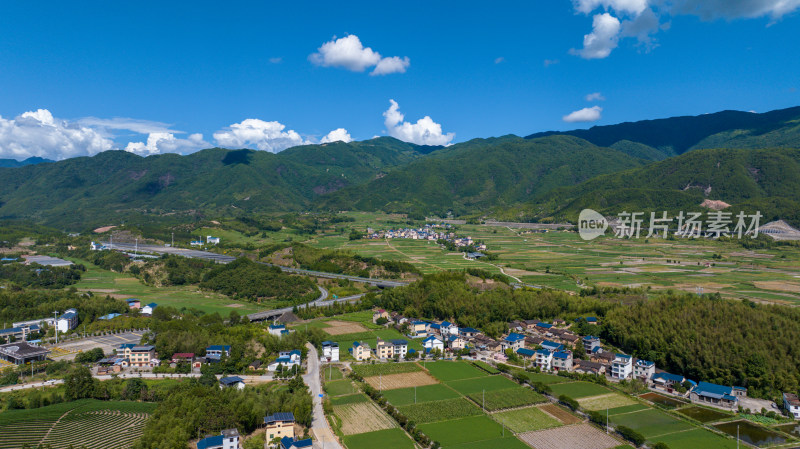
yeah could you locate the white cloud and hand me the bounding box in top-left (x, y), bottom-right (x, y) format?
top-left (371, 56), bottom-right (410, 76)
top-left (125, 132), bottom-right (209, 156)
top-left (572, 0), bottom-right (800, 58)
top-left (269, 57), bottom-right (282, 64)
top-left (0, 109), bottom-right (114, 160)
top-left (320, 128), bottom-right (353, 143)
top-left (571, 13), bottom-right (621, 59)
top-left (383, 99), bottom-right (454, 146)
top-left (309, 35), bottom-right (410, 75)
top-left (585, 92), bottom-right (607, 101)
top-left (494, 57), bottom-right (505, 64)
top-left (213, 119), bottom-right (309, 153)
top-left (75, 117), bottom-right (178, 135)
top-left (563, 106), bottom-right (603, 123)
top-left (544, 59), bottom-right (560, 67)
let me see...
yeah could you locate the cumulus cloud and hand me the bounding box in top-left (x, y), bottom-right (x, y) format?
top-left (269, 57), bottom-right (282, 64)
top-left (0, 109), bottom-right (114, 160)
top-left (544, 59), bottom-right (560, 67)
top-left (76, 117), bottom-right (177, 135)
top-left (571, 0), bottom-right (800, 59)
top-left (320, 128), bottom-right (353, 143)
top-left (585, 92), bottom-right (606, 101)
top-left (309, 35), bottom-right (410, 75)
top-left (383, 100), bottom-right (454, 146)
top-left (563, 106), bottom-right (603, 123)
top-left (213, 119), bottom-right (309, 153)
top-left (571, 13), bottom-right (621, 59)
top-left (494, 57), bottom-right (505, 64)
top-left (125, 132), bottom-right (209, 156)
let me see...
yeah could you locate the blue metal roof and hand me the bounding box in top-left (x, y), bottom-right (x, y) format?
top-left (541, 340), bottom-right (563, 351)
top-left (390, 339), bottom-right (408, 345)
top-left (60, 311), bottom-right (77, 319)
top-left (220, 376), bottom-right (244, 385)
top-left (460, 327), bottom-right (479, 333)
top-left (583, 335), bottom-right (598, 341)
top-left (505, 333), bottom-right (525, 342)
top-left (693, 381), bottom-right (734, 399)
top-left (145, 303), bottom-right (157, 308)
top-left (281, 437), bottom-right (313, 449)
top-left (516, 348), bottom-right (535, 356)
top-left (207, 345), bottom-right (231, 351)
top-left (536, 323), bottom-right (553, 329)
top-left (0, 327), bottom-right (22, 335)
top-left (586, 317), bottom-right (598, 322)
top-left (635, 359), bottom-right (654, 367)
top-left (553, 351), bottom-right (571, 359)
top-left (614, 353), bottom-right (632, 361)
top-left (265, 412), bottom-right (295, 424)
top-left (535, 349), bottom-right (551, 355)
top-left (423, 336), bottom-right (441, 343)
top-left (441, 321), bottom-right (452, 327)
top-left (197, 435), bottom-right (223, 449)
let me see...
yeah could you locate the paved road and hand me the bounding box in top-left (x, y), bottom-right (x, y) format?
top-left (247, 291), bottom-right (366, 322)
top-left (47, 331), bottom-right (146, 361)
top-left (303, 343), bottom-right (342, 449)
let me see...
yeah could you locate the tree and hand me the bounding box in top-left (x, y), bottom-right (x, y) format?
top-left (122, 378), bottom-right (148, 400)
top-left (199, 370), bottom-right (218, 387)
top-left (64, 365), bottom-right (95, 400)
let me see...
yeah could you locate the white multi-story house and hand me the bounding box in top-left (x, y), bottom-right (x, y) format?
top-left (141, 303), bottom-right (158, 316)
top-left (269, 323), bottom-right (287, 336)
top-left (785, 393), bottom-right (800, 419)
top-left (611, 354), bottom-right (633, 379)
top-left (633, 359), bottom-right (655, 380)
top-left (196, 429), bottom-right (239, 449)
top-left (535, 349), bottom-right (553, 371)
top-left (583, 335), bottom-right (601, 353)
top-left (552, 350), bottom-right (573, 372)
top-left (57, 309), bottom-right (78, 333)
top-left (350, 341), bottom-right (372, 361)
top-left (423, 336), bottom-right (444, 354)
top-left (322, 341), bottom-right (339, 362)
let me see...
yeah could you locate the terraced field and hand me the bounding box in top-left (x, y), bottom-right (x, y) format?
top-left (0, 399), bottom-right (155, 449)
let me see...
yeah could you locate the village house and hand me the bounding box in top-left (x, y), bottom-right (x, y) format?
top-left (219, 376), bottom-right (246, 390)
top-left (128, 345), bottom-right (156, 368)
top-left (690, 382), bottom-right (745, 409)
top-left (375, 338), bottom-right (408, 359)
top-left (540, 340), bottom-right (564, 353)
top-left (535, 322), bottom-right (553, 332)
top-left (590, 350), bottom-right (615, 367)
top-left (552, 351), bottom-right (573, 372)
top-left (141, 303), bottom-right (158, 316)
top-left (459, 327), bottom-right (480, 339)
top-left (206, 345), bottom-right (231, 358)
top-left (248, 360), bottom-right (262, 371)
top-left (553, 319), bottom-right (566, 327)
top-left (446, 335), bottom-right (466, 351)
top-left (390, 312), bottom-right (407, 324)
top-left (171, 353), bottom-right (194, 365)
top-left (558, 332), bottom-right (580, 346)
top-left (633, 359), bottom-right (655, 381)
top-left (502, 333), bottom-right (526, 351)
top-left (784, 393), bottom-right (800, 419)
top-left (423, 335), bottom-right (444, 354)
top-left (534, 349), bottom-right (553, 371)
top-left (586, 317), bottom-right (599, 325)
top-left (610, 354), bottom-right (633, 379)
top-left (525, 335), bottom-right (544, 348)
top-left (126, 298), bottom-right (141, 309)
top-left (440, 321), bottom-right (458, 336)
top-left (573, 359), bottom-right (605, 375)
top-left (372, 309), bottom-right (390, 324)
top-left (583, 335), bottom-right (601, 353)
top-left (322, 341), bottom-right (339, 362)
top-left (280, 437), bottom-right (312, 449)
top-left (268, 350), bottom-right (301, 371)
top-left (269, 323), bottom-right (290, 337)
top-left (410, 321), bottom-right (428, 338)
top-left (193, 357), bottom-right (205, 369)
top-left (652, 372), bottom-right (686, 393)
top-left (264, 412), bottom-right (295, 441)
top-left (350, 341), bottom-right (372, 361)
top-left (196, 429), bottom-right (240, 449)
top-left (508, 320), bottom-right (526, 332)
top-left (516, 348), bottom-right (536, 361)
top-left (56, 308), bottom-right (79, 333)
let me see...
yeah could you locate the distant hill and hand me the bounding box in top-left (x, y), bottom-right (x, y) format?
top-left (0, 156), bottom-right (53, 168)
top-left (502, 146), bottom-right (800, 225)
top-left (527, 106), bottom-right (800, 160)
top-left (0, 137), bottom-right (438, 229)
top-left (316, 135), bottom-right (644, 218)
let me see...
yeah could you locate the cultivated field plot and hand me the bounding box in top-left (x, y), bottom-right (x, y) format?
top-left (446, 374), bottom-right (519, 395)
top-left (418, 415), bottom-right (508, 446)
top-left (606, 404), bottom-right (650, 415)
top-left (325, 379), bottom-right (359, 396)
top-left (521, 371), bottom-right (567, 385)
top-left (0, 399), bottom-right (155, 449)
top-left (446, 437), bottom-right (531, 449)
top-left (382, 384), bottom-right (461, 406)
top-left (330, 394), bottom-right (369, 406)
top-left (352, 362), bottom-right (421, 377)
top-left (466, 387), bottom-right (546, 411)
top-left (539, 403), bottom-right (582, 425)
top-left (398, 397), bottom-right (483, 424)
top-left (342, 428), bottom-right (416, 449)
top-left (333, 401), bottom-right (397, 435)
top-left (609, 408), bottom-right (693, 439)
top-left (651, 428), bottom-right (739, 449)
top-left (517, 423), bottom-right (622, 449)
top-left (322, 320), bottom-right (369, 335)
top-left (493, 406), bottom-right (562, 433)
top-left (676, 405), bottom-right (732, 423)
top-left (425, 361), bottom-right (488, 382)
top-left (548, 381), bottom-right (611, 399)
top-left (364, 371), bottom-right (438, 390)
top-left (578, 393), bottom-right (638, 411)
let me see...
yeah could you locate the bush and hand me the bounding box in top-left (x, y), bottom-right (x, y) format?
top-left (616, 425), bottom-right (646, 447)
top-left (559, 395), bottom-right (579, 411)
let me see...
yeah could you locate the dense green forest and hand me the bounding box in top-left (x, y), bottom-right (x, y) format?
top-left (0, 288), bottom-right (127, 327)
top-left (262, 243), bottom-right (420, 279)
top-left (377, 272), bottom-right (800, 398)
top-left (0, 262), bottom-right (84, 288)
top-left (199, 258), bottom-right (318, 302)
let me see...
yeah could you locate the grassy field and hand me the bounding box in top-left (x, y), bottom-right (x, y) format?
top-left (425, 361), bottom-right (488, 382)
top-left (0, 399), bottom-right (155, 449)
top-left (325, 379), bottom-right (359, 397)
top-left (492, 406), bottom-right (562, 433)
top-left (446, 375), bottom-right (519, 395)
top-left (609, 408), bottom-right (694, 439)
top-left (68, 257), bottom-right (269, 315)
top-left (651, 428), bottom-right (740, 449)
top-left (398, 397), bottom-right (483, 424)
top-left (466, 388), bottom-right (546, 411)
top-left (382, 384), bottom-right (461, 406)
top-left (343, 428), bottom-right (416, 449)
top-left (352, 362), bottom-right (421, 377)
top-left (418, 415), bottom-right (508, 446)
top-left (548, 381), bottom-right (612, 399)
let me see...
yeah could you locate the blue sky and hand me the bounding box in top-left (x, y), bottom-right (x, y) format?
top-left (1, 0), bottom-right (799, 159)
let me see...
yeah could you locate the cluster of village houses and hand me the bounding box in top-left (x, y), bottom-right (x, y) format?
top-left (365, 224), bottom-right (487, 251)
top-left (196, 412), bottom-right (312, 449)
top-left (344, 309), bottom-right (800, 417)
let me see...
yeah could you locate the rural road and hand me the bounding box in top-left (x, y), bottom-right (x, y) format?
top-left (0, 373), bottom-right (273, 393)
top-left (303, 343), bottom-right (342, 449)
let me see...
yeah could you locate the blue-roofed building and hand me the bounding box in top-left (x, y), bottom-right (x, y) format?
top-left (141, 303), bottom-right (158, 315)
top-left (534, 348), bottom-right (553, 371)
top-left (56, 308), bottom-right (78, 333)
top-left (540, 340), bottom-right (564, 352)
top-left (281, 436), bottom-right (313, 449)
top-left (586, 317), bottom-right (598, 324)
top-left (265, 412), bottom-right (295, 441)
top-left (536, 322), bottom-right (553, 330)
top-left (269, 323), bottom-right (286, 337)
top-left (219, 376), bottom-right (245, 390)
top-left (583, 335), bottom-right (601, 353)
top-left (516, 347), bottom-right (536, 359)
top-left (652, 372), bottom-right (685, 389)
top-left (459, 327), bottom-right (479, 338)
top-left (502, 332), bottom-right (526, 351)
top-left (423, 335), bottom-right (444, 353)
top-left (126, 298), bottom-right (141, 309)
top-left (98, 313), bottom-right (121, 321)
top-left (611, 354), bottom-right (633, 379)
top-left (690, 381), bottom-right (744, 409)
top-left (552, 350), bottom-right (574, 372)
top-left (197, 429), bottom-right (239, 449)
top-left (206, 345), bottom-right (231, 357)
top-left (633, 359), bottom-right (656, 380)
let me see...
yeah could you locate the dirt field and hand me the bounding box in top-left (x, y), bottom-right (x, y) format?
top-left (538, 403), bottom-right (582, 425)
top-left (364, 371), bottom-right (439, 390)
top-left (334, 402), bottom-right (396, 435)
top-left (753, 281), bottom-right (800, 293)
top-left (578, 393), bottom-right (637, 411)
top-left (518, 423), bottom-right (621, 449)
top-left (323, 320), bottom-right (369, 335)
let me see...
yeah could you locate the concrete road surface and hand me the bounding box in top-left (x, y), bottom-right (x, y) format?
top-left (303, 343), bottom-right (343, 449)
top-left (49, 331), bottom-right (146, 361)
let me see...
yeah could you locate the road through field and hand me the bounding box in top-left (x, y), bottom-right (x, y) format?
top-left (304, 343), bottom-right (343, 449)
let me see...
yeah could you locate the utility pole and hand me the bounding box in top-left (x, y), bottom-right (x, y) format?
top-left (737, 424), bottom-right (740, 449)
top-left (606, 407), bottom-right (609, 434)
top-left (483, 389), bottom-right (485, 410)
top-left (53, 311), bottom-right (59, 345)
top-left (415, 385), bottom-right (417, 404)
top-left (171, 232), bottom-right (174, 247)
top-left (135, 238), bottom-right (138, 256)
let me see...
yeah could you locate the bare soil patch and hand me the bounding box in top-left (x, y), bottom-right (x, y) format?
top-left (518, 423), bottom-right (621, 449)
top-left (578, 393), bottom-right (637, 411)
top-left (364, 371), bottom-right (438, 390)
top-left (538, 403), bottom-right (582, 425)
top-left (753, 281), bottom-right (800, 293)
top-left (323, 321), bottom-right (369, 335)
top-left (334, 402), bottom-right (396, 435)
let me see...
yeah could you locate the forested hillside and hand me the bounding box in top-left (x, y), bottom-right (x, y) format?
top-left (527, 106), bottom-right (800, 160)
top-left (317, 135), bottom-right (643, 218)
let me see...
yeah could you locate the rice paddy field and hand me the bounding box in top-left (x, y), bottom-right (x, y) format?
top-left (0, 399), bottom-right (156, 449)
top-left (298, 212), bottom-right (800, 304)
